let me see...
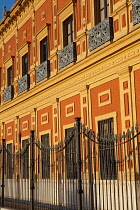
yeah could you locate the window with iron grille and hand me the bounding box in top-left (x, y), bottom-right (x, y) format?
top-left (41, 134), bottom-right (50, 179)
top-left (65, 127), bottom-right (77, 179)
top-left (40, 37), bottom-right (48, 64)
top-left (22, 53), bottom-right (28, 76)
top-left (22, 139), bottom-right (29, 179)
top-left (63, 15), bottom-right (73, 47)
top-left (94, 0), bottom-right (109, 24)
top-left (98, 117), bottom-right (117, 180)
top-left (7, 66), bottom-right (13, 86)
top-left (7, 143), bottom-right (13, 179)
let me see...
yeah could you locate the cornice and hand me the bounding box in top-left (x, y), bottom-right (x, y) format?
top-left (0, 0), bottom-right (33, 34)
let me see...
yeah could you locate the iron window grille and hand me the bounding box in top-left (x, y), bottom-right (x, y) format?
top-left (22, 139), bottom-right (29, 179)
top-left (7, 66), bottom-right (13, 86)
top-left (40, 37), bottom-right (48, 64)
top-left (41, 134), bottom-right (50, 179)
top-left (95, 0), bottom-right (109, 25)
top-left (98, 117), bottom-right (117, 180)
top-left (65, 127), bottom-right (77, 179)
top-left (63, 15), bottom-right (73, 47)
top-left (22, 53), bottom-right (28, 76)
top-left (7, 143), bottom-right (13, 179)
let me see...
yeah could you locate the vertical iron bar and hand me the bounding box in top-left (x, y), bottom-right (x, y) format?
top-left (30, 130), bottom-right (35, 210)
top-left (88, 134), bottom-right (94, 210)
top-left (1, 139), bottom-right (5, 207)
top-left (75, 117), bottom-right (83, 210)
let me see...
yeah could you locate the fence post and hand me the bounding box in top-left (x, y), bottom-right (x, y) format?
top-left (1, 139), bottom-right (5, 207)
top-left (30, 130), bottom-right (35, 210)
top-left (75, 117), bottom-right (83, 210)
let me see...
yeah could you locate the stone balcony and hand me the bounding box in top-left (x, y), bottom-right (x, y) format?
top-left (18, 74), bottom-right (30, 94)
top-left (132, 0), bottom-right (140, 25)
top-left (58, 42), bottom-right (77, 70)
top-left (88, 17), bottom-right (114, 52)
top-left (4, 85), bottom-right (14, 102)
top-left (36, 60), bottom-right (50, 83)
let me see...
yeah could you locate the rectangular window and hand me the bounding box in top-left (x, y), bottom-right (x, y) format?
top-left (40, 37), bottom-right (48, 64)
top-left (7, 143), bottom-right (13, 179)
top-left (22, 53), bottom-right (28, 76)
top-left (95, 0), bottom-right (109, 24)
top-left (63, 15), bottom-right (73, 47)
top-left (98, 118), bottom-right (117, 180)
top-left (41, 134), bottom-right (50, 179)
top-left (22, 139), bottom-right (29, 179)
top-left (7, 66), bottom-right (13, 86)
top-left (65, 127), bottom-right (77, 179)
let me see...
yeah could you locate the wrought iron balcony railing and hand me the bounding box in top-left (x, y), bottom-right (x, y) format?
top-left (89, 17), bottom-right (114, 51)
top-left (58, 42), bottom-right (77, 70)
top-left (132, 0), bottom-right (140, 25)
top-left (36, 60), bottom-right (50, 83)
top-left (4, 85), bottom-right (14, 102)
top-left (18, 74), bottom-right (30, 94)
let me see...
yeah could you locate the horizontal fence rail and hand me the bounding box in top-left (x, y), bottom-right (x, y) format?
top-left (0, 119), bottom-right (140, 209)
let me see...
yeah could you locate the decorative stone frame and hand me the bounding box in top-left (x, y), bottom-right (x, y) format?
top-left (35, 24), bottom-right (50, 67)
top-left (95, 111), bottom-right (117, 135)
top-left (57, 1), bottom-right (73, 50)
top-left (65, 103), bottom-right (75, 117)
top-left (98, 89), bottom-right (111, 107)
top-left (63, 123), bottom-right (75, 139)
top-left (18, 42), bottom-right (30, 78)
top-left (4, 56), bottom-right (14, 87)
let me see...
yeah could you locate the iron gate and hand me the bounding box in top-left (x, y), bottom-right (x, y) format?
top-left (0, 117), bottom-right (140, 210)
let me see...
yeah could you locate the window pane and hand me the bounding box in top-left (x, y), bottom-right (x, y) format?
top-left (63, 15), bottom-right (73, 47)
top-left (40, 37), bottom-right (48, 63)
top-left (22, 53), bottom-right (28, 76)
top-left (100, 0), bottom-right (104, 9)
top-left (7, 66), bottom-right (12, 86)
top-left (68, 35), bottom-right (72, 45)
top-left (100, 10), bottom-right (105, 21)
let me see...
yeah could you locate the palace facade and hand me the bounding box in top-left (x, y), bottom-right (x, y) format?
top-left (1, 0), bottom-right (140, 209)
top-left (0, 0), bottom-right (139, 153)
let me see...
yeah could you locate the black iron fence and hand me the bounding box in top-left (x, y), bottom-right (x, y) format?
top-left (0, 117), bottom-right (140, 210)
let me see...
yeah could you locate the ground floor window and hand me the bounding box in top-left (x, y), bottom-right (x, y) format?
top-left (41, 134), bottom-right (50, 179)
top-left (65, 127), bottom-right (77, 179)
top-left (98, 118), bottom-right (117, 180)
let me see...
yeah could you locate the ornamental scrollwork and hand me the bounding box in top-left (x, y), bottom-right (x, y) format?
top-left (132, 0), bottom-right (140, 25)
top-left (88, 17), bottom-right (114, 52)
top-left (18, 74), bottom-right (30, 94)
top-left (4, 85), bottom-right (14, 102)
top-left (58, 42), bottom-right (77, 70)
top-left (36, 60), bottom-right (50, 83)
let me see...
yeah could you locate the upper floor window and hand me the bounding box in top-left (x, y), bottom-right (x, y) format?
top-left (40, 37), bottom-right (48, 64)
top-left (63, 15), bottom-right (73, 47)
top-left (22, 53), bottom-right (28, 76)
top-left (7, 66), bottom-right (13, 86)
top-left (95, 0), bottom-right (109, 24)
